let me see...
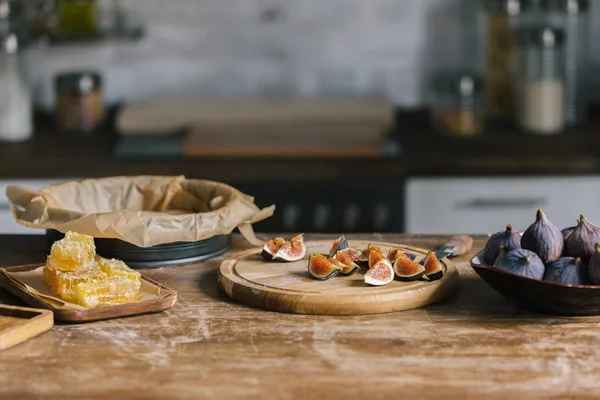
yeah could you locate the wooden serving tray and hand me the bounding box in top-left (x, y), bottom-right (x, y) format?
top-left (0, 304), bottom-right (53, 351)
top-left (218, 240), bottom-right (459, 315)
top-left (0, 264), bottom-right (177, 323)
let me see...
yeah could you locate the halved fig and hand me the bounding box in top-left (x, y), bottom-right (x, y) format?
top-left (368, 244), bottom-right (384, 255)
top-left (308, 254), bottom-right (342, 280)
top-left (262, 237), bottom-right (286, 260)
top-left (329, 235), bottom-right (349, 257)
top-left (273, 234), bottom-right (307, 262)
top-left (337, 248), bottom-right (361, 262)
top-left (393, 252), bottom-right (426, 281)
top-left (328, 256), bottom-right (357, 276)
top-left (368, 249), bottom-right (388, 269)
top-left (387, 247), bottom-right (403, 264)
top-left (357, 249), bottom-right (369, 264)
top-left (364, 259), bottom-right (394, 286)
top-left (335, 248), bottom-right (361, 276)
top-left (423, 251), bottom-right (444, 281)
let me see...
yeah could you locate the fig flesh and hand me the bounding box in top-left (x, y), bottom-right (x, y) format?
top-left (422, 251), bottom-right (444, 281)
top-left (364, 259), bottom-right (394, 286)
top-left (543, 257), bottom-right (590, 286)
top-left (566, 215), bottom-right (600, 263)
top-left (368, 244), bottom-right (384, 256)
top-left (273, 234), bottom-right (306, 262)
top-left (357, 249), bottom-right (369, 264)
top-left (493, 247), bottom-right (545, 280)
top-left (335, 248), bottom-right (361, 276)
top-left (329, 235), bottom-right (349, 257)
top-left (521, 209), bottom-right (563, 264)
top-left (308, 254), bottom-right (342, 280)
top-left (393, 252), bottom-right (426, 281)
top-left (262, 237), bottom-right (286, 260)
top-left (387, 247), bottom-right (402, 264)
top-left (368, 249), bottom-right (388, 269)
top-left (588, 242), bottom-right (600, 285)
top-left (387, 247), bottom-right (417, 263)
top-left (483, 224), bottom-right (521, 265)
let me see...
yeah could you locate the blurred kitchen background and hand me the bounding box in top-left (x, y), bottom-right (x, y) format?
top-left (1, 0), bottom-right (600, 236)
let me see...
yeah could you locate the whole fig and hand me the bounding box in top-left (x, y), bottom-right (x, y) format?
top-left (543, 257), bottom-right (590, 286)
top-left (493, 246), bottom-right (545, 280)
top-left (566, 215), bottom-right (600, 263)
top-left (588, 243), bottom-right (600, 285)
top-left (561, 225), bottom-right (575, 256)
top-left (483, 224), bottom-right (521, 265)
top-left (521, 209), bottom-right (563, 264)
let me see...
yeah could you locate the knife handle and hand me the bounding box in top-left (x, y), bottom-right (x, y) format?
top-left (444, 235), bottom-right (473, 256)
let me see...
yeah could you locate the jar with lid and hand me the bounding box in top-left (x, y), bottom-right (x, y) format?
top-left (0, 33), bottom-right (32, 142)
top-left (55, 71), bottom-right (104, 135)
top-left (516, 26), bottom-right (566, 135)
top-left (541, 0), bottom-right (590, 126)
top-left (58, 0), bottom-right (98, 38)
top-left (431, 71), bottom-right (483, 137)
top-left (483, 0), bottom-right (532, 122)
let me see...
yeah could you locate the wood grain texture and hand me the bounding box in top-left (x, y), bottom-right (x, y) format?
top-left (0, 304), bottom-right (53, 351)
top-left (2, 233), bottom-right (600, 399)
top-left (218, 240), bottom-right (458, 315)
top-left (0, 264), bottom-right (178, 323)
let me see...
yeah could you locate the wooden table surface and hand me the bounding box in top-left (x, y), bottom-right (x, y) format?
top-left (0, 233), bottom-right (597, 399)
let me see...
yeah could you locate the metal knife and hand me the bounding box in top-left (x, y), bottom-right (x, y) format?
top-left (433, 235), bottom-right (474, 260)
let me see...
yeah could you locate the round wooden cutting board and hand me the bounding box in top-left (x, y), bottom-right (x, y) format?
top-left (217, 240), bottom-right (459, 315)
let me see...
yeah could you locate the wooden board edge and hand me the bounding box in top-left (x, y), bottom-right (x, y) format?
top-left (0, 307), bottom-right (53, 351)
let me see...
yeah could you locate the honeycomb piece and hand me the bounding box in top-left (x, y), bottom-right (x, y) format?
top-left (64, 231), bottom-right (95, 247)
top-left (50, 232), bottom-right (96, 268)
top-left (43, 264), bottom-right (106, 302)
top-left (73, 276), bottom-right (142, 308)
top-left (96, 257), bottom-right (141, 283)
top-left (46, 254), bottom-right (92, 272)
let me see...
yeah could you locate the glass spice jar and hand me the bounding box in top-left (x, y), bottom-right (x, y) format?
top-left (540, 0), bottom-right (590, 126)
top-left (55, 71), bottom-right (104, 135)
top-left (58, 0), bottom-right (98, 38)
top-left (483, 0), bottom-right (532, 122)
top-left (515, 26), bottom-right (566, 135)
top-left (431, 71), bottom-right (483, 137)
top-left (0, 32), bottom-right (32, 142)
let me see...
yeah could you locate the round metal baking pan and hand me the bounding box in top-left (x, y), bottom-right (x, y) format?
top-left (45, 230), bottom-right (231, 269)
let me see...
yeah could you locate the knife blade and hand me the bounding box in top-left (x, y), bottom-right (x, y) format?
top-left (433, 235), bottom-right (473, 260)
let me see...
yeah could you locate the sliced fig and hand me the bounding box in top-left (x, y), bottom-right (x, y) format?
top-left (387, 247), bottom-right (417, 263)
top-left (308, 254), bottom-right (342, 280)
top-left (336, 248), bottom-right (361, 262)
top-left (422, 251), bottom-right (444, 281)
top-left (368, 244), bottom-right (384, 255)
top-left (387, 247), bottom-right (402, 264)
top-left (368, 249), bottom-right (387, 269)
top-left (262, 237), bottom-right (286, 260)
top-left (393, 252), bottom-right (426, 281)
top-left (329, 235), bottom-right (349, 257)
top-left (357, 249), bottom-right (369, 264)
top-left (364, 259), bottom-right (394, 286)
top-left (335, 248), bottom-right (361, 276)
top-left (328, 256), bottom-right (353, 275)
top-left (273, 234), bottom-right (306, 262)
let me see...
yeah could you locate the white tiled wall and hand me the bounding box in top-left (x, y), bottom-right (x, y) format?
top-left (23, 0), bottom-right (600, 110)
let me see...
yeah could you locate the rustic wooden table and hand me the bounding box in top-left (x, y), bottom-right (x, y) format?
top-left (0, 233), bottom-right (596, 399)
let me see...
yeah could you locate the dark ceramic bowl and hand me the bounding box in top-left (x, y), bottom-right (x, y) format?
top-left (470, 250), bottom-right (600, 316)
top-left (46, 229), bottom-right (231, 269)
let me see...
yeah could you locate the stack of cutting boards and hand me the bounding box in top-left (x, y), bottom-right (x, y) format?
top-left (116, 97), bottom-right (394, 158)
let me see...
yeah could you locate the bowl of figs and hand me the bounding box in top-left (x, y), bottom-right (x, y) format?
top-left (470, 209), bottom-right (600, 316)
